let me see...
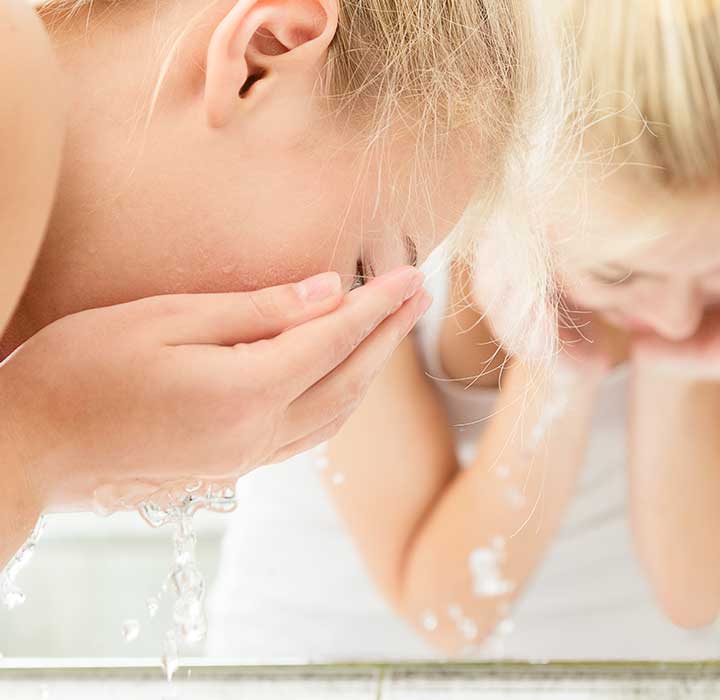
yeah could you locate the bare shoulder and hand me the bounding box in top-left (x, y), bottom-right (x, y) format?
top-left (0, 0), bottom-right (66, 334)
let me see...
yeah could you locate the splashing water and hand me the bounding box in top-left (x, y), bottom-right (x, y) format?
top-left (447, 603), bottom-right (480, 641)
top-left (1, 517), bottom-right (46, 610)
top-left (313, 443), bottom-right (330, 471)
top-left (121, 619), bottom-right (140, 643)
top-left (422, 610), bottom-right (439, 631)
top-left (161, 630), bottom-right (180, 683)
top-left (469, 538), bottom-right (514, 598)
top-left (136, 479), bottom-right (237, 681)
top-left (146, 596), bottom-right (160, 618)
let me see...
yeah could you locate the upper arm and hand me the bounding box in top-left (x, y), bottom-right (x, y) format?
top-left (0, 0), bottom-right (65, 335)
top-left (326, 336), bottom-right (458, 606)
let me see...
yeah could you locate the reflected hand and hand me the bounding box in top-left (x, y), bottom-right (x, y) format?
top-left (631, 308), bottom-right (720, 380)
top-left (0, 267), bottom-right (430, 513)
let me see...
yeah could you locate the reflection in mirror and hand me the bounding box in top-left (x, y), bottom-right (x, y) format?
top-left (3, 0), bottom-right (720, 693)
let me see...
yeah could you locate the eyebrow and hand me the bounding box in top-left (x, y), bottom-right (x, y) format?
top-left (404, 236), bottom-right (418, 267)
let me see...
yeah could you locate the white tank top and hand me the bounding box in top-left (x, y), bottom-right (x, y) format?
top-left (207, 250), bottom-right (719, 662)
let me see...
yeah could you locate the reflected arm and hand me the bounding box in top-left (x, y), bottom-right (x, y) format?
top-left (629, 368), bottom-right (720, 628)
top-left (327, 333), bottom-right (601, 653)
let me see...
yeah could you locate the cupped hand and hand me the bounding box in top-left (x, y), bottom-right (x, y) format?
top-left (0, 267), bottom-right (430, 513)
top-left (631, 307), bottom-right (720, 380)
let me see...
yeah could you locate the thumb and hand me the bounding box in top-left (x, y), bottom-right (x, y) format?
top-left (159, 272), bottom-right (343, 346)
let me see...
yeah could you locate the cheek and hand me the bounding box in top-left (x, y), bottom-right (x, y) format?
top-left (561, 274), bottom-right (641, 313)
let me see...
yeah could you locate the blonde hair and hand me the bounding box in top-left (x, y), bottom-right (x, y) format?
top-left (559, 0), bottom-right (720, 185)
top-left (328, 1), bottom-right (566, 358)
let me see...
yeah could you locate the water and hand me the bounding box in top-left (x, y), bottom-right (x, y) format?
top-left (422, 610), bottom-right (439, 631)
top-left (146, 596), bottom-right (160, 618)
top-left (506, 486), bottom-right (526, 509)
top-left (469, 539), bottom-right (514, 598)
top-left (161, 630), bottom-right (180, 683)
top-left (136, 479), bottom-right (237, 681)
top-left (121, 619), bottom-right (140, 643)
top-left (447, 604), bottom-right (479, 641)
top-left (0, 516), bottom-right (46, 610)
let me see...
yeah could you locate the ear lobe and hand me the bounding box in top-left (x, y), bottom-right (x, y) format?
top-left (204, 0), bottom-right (337, 129)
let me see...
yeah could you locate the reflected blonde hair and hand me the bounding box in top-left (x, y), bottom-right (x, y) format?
top-left (559, 0), bottom-right (720, 185)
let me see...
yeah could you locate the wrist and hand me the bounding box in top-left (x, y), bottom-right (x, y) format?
top-left (0, 368), bottom-right (46, 535)
top-left (631, 352), bottom-right (710, 387)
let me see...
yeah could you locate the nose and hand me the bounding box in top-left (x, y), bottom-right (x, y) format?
top-left (644, 281), bottom-right (704, 341)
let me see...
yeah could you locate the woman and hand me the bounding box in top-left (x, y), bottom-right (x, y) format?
top-left (210, 0), bottom-right (720, 660)
top-left (0, 0), bottom-right (551, 573)
top-left (0, 0), bottom-right (430, 570)
top-left (325, 0), bottom-right (720, 657)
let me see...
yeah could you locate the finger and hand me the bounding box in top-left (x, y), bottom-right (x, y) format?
top-left (151, 272), bottom-right (344, 345)
top-left (268, 413), bottom-right (349, 465)
top-left (256, 266), bottom-right (425, 400)
top-left (277, 290), bottom-right (432, 445)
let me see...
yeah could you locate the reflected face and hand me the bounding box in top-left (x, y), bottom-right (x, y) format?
top-left (554, 178), bottom-right (720, 341)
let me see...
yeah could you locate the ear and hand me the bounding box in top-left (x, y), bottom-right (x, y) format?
top-left (204, 0), bottom-right (337, 128)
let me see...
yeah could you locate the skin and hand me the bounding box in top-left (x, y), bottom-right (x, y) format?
top-left (1, 0), bottom-right (481, 569)
top-left (555, 176), bottom-right (720, 628)
top-left (328, 174), bottom-right (720, 654)
top-left (3, 0), bottom-right (478, 351)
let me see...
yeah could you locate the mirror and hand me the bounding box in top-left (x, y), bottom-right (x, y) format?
top-left (3, 0), bottom-right (720, 694)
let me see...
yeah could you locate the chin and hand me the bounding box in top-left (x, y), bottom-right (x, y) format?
top-left (602, 310), bottom-right (654, 334)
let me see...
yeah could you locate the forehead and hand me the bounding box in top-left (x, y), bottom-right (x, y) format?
top-left (556, 175), bottom-right (720, 274)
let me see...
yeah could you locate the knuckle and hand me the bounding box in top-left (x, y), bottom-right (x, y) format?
top-left (340, 370), bottom-right (371, 405)
top-left (246, 287), bottom-right (295, 325)
top-left (141, 294), bottom-right (186, 318)
top-left (330, 326), bottom-right (363, 365)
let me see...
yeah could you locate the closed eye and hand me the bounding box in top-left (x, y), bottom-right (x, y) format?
top-left (350, 259), bottom-right (367, 290)
top-left (590, 268), bottom-right (633, 285)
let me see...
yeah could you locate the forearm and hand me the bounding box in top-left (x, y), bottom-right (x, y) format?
top-left (629, 366), bottom-right (720, 628)
top-left (327, 339), bottom-right (603, 654)
top-left (0, 423), bottom-right (43, 571)
top-left (397, 362), bottom-right (602, 652)
top-left (0, 366), bottom-right (44, 570)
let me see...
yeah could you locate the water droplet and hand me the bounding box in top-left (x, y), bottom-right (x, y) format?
top-left (315, 455), bottom-right (329, 471)
top-left (507, 487), bottom-right (525, 509)
top-left (469, 547), bottom-right (514, 598)
top-left (460, 618), bottom-right (479, 641)
top-left (497, 618), bottom-right (515, 636)
top-left (147, 596), bottom-right (160, 618)
top-left (161, 631), bottom-right (179, 682)
top-left (121, 619), bottom-right (140, 642)
top-left (331, 472), bottom-right (345, 486)
top-left (458, 443), bottom-right (476, 464)
top-left (491, 536), bottom-right (506, 552)
top-left (447, 604), bottom-right (463, 621)
top-left (1, 516), bottom-right (46, 610)
top-left (495, 465), bottom-right (510, 480)
top-left (184, 480), bottom-right (203, 494)
top-left (422, 611), bottom-right (438, 631)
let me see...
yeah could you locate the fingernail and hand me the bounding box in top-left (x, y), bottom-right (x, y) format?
top-left (296, 272), bottom-right (342, 302)
top-left (415, 290), bottom-right (433, 317)
top-left (403, 271), bottom-right (425, 301)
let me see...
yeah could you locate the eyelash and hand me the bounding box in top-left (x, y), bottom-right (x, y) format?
top-left (592, 271), bottom-right (633, 286)
top-left (350, 259), bottom-right (367, 290)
